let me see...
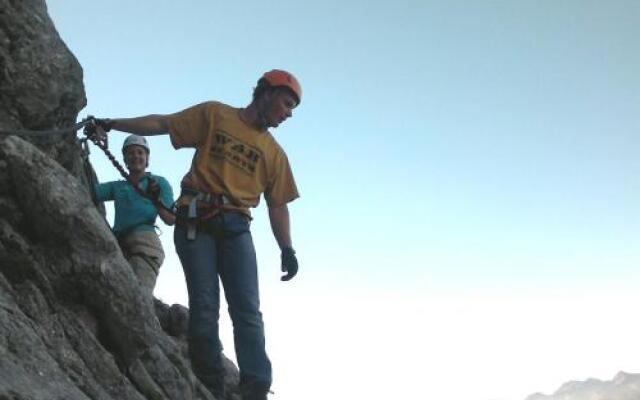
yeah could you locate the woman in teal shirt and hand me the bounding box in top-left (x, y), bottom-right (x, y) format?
top-left (95, 135), bottom-right (175, 294)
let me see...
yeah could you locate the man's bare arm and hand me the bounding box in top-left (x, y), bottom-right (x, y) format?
top-left (268, 203), bottom-right (292, 250)
top-left (110, 114), bottom-right (171, 136)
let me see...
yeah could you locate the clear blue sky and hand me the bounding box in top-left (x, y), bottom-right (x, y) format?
top-left (47, 1), bottom-right (639, 399)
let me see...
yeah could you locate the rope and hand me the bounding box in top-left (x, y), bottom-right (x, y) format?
top-left (85, 132), bottom-right (176, 215)
top-left (0, 120), bottom-right (90, 136)
top-left (0, 116), bottom-right (175, 215)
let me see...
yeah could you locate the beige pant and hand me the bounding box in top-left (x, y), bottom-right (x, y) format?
top-left (118, 230), bottom-right (165, 295)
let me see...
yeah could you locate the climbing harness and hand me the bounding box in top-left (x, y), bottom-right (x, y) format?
top-left (2, 117), bottom-right (233, 237)
top-left (0, 117), bottom-right (173, 214)
top-left (83, 118), bottom-right (233, 239)
top-left (180, 188), bottom-right (232, 240)
top-left (83, 116), bottom-right (233, 236)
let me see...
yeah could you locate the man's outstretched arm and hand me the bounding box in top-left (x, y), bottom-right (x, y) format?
top-left (108, 115), bottom-right (171, 136)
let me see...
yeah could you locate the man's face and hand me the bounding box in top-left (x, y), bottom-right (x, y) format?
top-left (262, 88), bottom-right (298, 128)
top-left (124, 145), bottom-right (148, 173)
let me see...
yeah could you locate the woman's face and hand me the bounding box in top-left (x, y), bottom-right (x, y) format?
top-left (124, 144), bottom-right (148, 173)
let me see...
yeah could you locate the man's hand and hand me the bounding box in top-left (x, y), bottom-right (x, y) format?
top-left (92, 117), bottom-right (114, 132)
top-left (84, 117), bottom-right (113, 145)
top-left (281, 247), bottom-right (298, 281)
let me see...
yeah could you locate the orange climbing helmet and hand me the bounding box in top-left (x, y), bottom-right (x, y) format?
top-left (262, 69), bottom-right (302, 104)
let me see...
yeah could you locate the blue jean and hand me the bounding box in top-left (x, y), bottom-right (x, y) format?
top-left (174, 212), bottom-right (272, 392)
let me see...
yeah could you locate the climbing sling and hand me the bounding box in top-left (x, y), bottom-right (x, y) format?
top-left (1, 117), bottom-right (173, 214)
top-left (81, 119), bottom-right (175, 214)
top-left (3, 117), bottom-right (233, 240)
top-left (82, 116), bottom-right (233, 240)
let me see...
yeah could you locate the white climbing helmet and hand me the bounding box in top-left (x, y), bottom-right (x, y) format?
top-left (122, 134), bottom-right (150, 153)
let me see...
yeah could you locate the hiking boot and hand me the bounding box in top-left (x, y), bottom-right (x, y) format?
top-left (239, 378), bottom-right (270, 400)
top-left (240, 385), bottom-right (269, 400)
top-left (195, 371), bottom-right (225, 400)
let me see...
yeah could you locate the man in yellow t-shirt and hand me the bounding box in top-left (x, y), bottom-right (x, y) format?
top-left (88, 70), bottom-right (302, 400)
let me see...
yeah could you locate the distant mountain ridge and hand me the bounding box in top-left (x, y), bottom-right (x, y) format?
top-left (526, 371), bottom-right (640, 400)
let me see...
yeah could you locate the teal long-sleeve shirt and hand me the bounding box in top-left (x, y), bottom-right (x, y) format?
top-left (95, 173), bottom-right (174, 236)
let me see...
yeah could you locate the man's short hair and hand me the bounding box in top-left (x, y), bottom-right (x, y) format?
top-left (252, 78), bottom-right (273, 102)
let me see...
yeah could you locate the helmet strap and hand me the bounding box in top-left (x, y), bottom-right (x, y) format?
top-left (253, 93), bottom-right (272, 131)
top-left (256, 108), bottom-right (268, 131)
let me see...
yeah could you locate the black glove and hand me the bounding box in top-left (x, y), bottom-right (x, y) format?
top-left (147, 178), bottom-right (162, 203)
top-left (281, 247), bottom-right (298, 281)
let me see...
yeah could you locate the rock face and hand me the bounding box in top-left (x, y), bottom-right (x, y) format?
top-left (526, 372), bottom-right (640, 400)
top-left (0, 0), bottom-right (85, 171)
top-left (0, 1), bottom-right (239, 399)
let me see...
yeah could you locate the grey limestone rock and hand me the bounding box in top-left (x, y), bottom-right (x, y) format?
top-left (0, 0), bottom-right (240, 399)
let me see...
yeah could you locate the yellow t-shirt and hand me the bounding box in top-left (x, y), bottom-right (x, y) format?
top-left (168, 101), bottom-right (299, 216)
